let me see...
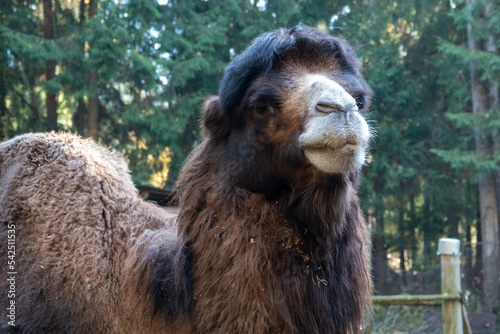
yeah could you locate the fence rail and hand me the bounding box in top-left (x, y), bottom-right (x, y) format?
top-left (373, 293), bottom-right (461, 306)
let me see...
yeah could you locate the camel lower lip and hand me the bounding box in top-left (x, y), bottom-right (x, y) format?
top-left (301, 143), bottom-right (358, 151)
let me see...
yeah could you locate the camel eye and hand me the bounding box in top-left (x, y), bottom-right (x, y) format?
top-left (254, 101), bottom-right (268, 114)
top-left (251, 89), bottom-right (279, 115)
top-left (355, 96), bottom-right (365, 110)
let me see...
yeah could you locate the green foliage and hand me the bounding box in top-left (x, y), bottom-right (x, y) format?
top-left (1, 0), bottom-right (499, 309)
top-left (438, 38), bottom-right (500, 81)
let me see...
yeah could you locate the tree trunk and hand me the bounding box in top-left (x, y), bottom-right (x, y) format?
top-left (0, 93), bottom-right (5, 138)
top-left (372, 175), bottom-right (388, 294)
top-left (496, 173), bottom-right (500, 241)
top-left (464, 224), bottom-right (473, 290)
top-left (87, 0), bottom-right (99, 141)
top-left (421, 195), bottom-right (434, 270)
top-left (485, 3), bottom-right (500, 244)
top-left (467, 0), bottom-right (500, 312)
top-left (43, 0), bottom-right (57, 131)
top-left (448, 203), bottom-right (459, 238)
top-left (409, 193), bottom-right (418, 266)
top-left (79, 0), bottom-right (86, 25)
top-left (72, 0), bottom-right (87, 136)
top-left (0, 2), bottom-right (7, 138)
top-left (475, 211), bottom-right (483, 291)
top-left (398, 197), bottom-right (407, 287)
top-left (26, 60), bottom-right (41, 129)
top-left (373, 211), bottom-right (387, 294)
top-left (74, 99), bottom-right (86, 135)
top-left (88, 75), bottom-right (99, 140)
top-left (0, 60), bottom-right (6, 138)
top-left (476, 175), bottom-right (499, 312)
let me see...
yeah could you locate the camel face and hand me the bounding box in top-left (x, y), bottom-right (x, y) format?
top-left (296, 73), bottom-right (372, 173)
top-left (203, 25), bottom-right (372, 195)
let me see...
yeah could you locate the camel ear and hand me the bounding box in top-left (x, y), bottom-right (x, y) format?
top-left (201, 96), bottom-right (230, 139)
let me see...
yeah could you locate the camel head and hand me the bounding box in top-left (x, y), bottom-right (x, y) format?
top-left (201, 25), bottom-right (372, 196)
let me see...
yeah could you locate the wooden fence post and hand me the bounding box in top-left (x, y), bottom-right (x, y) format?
top-left (437, 238), bottom-right (463, 334)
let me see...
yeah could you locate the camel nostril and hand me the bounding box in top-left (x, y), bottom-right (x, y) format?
top-left (316, 98), bottom-right (342, 114)
top-left (315, 96), bottom-right (358, 114)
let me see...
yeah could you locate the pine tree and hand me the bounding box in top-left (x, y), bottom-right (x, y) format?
top-left (436, 0), bottom-right (500, 311)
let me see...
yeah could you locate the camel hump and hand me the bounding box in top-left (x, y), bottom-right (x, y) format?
top-left (0, 132), bottom-right (138, 224)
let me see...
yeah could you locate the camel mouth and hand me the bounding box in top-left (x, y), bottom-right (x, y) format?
top-left (298, 122), bottom-right (370, 174)
top-left (297, 108), bottom-right (371, 174)
top-left (298, 128), bottom-right (367, 154)
top-left (301, 143), bottom-right (367, 174)
top-left (300, 139), bottom-right (360, 152)
top-left (302, 144), bottom-right (359, 157)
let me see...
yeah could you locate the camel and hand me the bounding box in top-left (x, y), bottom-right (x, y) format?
top-left (0, 25), bottom-right (373, 333)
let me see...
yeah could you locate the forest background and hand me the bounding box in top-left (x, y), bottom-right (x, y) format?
top-left (1, 0), bottom-right (499, 324)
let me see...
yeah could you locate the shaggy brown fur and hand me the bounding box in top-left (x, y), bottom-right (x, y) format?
top-left (174, 24), bottom-right (373, 333)
top-left (0, 132), bottom-right (189, 333)
top-left (0, 25), bottom-right (372, 334)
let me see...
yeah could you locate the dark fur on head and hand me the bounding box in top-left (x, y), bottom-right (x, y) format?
top-left (219, 25), bottom-right (361, 121)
